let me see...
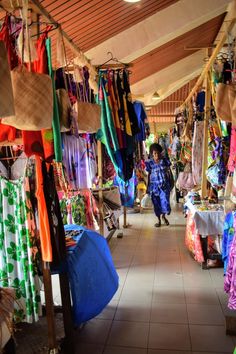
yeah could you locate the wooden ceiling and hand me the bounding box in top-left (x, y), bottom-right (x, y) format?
top-left (147, 79), bottom-right (197, 122)
top-left (39, 0), bottom-right (179, 52)
top-left (130, 13), bottom-right (226, 84)
top-left (0, 0), bottom-right (232, 121)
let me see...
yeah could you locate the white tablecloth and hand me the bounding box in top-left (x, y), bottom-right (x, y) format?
top-left (185, 201), bottom-right (224, 237)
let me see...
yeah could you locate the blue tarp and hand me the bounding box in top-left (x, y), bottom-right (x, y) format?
top-left (64, 225), bottom-right (119, 325)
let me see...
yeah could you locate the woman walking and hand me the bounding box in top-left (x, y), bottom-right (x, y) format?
top-left (145, 143), bottom-right (172, 227)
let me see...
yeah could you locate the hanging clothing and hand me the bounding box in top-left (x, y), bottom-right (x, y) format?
top-left (35, 156), bottom-right (52, 262)
top-left (113, 171), bottom-right (136, 207)
top-left (222, 212), bottom-right (235, 275)
top-left (0, 165), bottom-right (41, 323)
top-left (133, 101), bottom-right (147, 142)
top-left (224, 214), bottom-right (236, 309)
top-left (41, 162), bottom-right (67, 267)
top-left (62, 134), bottom-right (93, 189)
top-left (228, 126), bottom-right (236, 172)
top-left (192, 121), bottom-right (204, 186)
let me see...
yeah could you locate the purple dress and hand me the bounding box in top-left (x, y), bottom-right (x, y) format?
top-left (224, 214), bottom-right (236, 309)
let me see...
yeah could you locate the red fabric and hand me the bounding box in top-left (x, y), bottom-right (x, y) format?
top-left (0, 121), bottom-right (16, 141)
top-left (0, 15), bottom-right (19, 70)
top-left (0, 15), bottom-right (18, 142)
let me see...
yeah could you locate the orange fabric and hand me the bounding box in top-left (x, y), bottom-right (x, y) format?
top-left (35, 156), bottom-right (52, 262)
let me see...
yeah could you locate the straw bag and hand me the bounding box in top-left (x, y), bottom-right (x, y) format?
top-left (2, 67), bottom-right (53, 130)
top-left (77, 101), bottom-right (101, 133)
top-left (0, 41), bottom-right (15, 118)
top-left (56, 88), bottom-right (71, 132)
top-left (215, 83), bottom-right (236, 123)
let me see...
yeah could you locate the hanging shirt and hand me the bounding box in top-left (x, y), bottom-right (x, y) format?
top-left (133, 101), bottom-right (147, 142)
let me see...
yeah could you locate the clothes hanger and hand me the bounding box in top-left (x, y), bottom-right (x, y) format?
top-left (30, 22), bottom-right (59, 38)
top-left (97, 51), bottom-right (133, 70)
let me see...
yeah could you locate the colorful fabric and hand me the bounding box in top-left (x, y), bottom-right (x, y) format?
top-left (222, 212), bottom-right (235, 274)
top-left (113, 171), bottom-right (136, 207)
top-left (224, 216), bottom-right (236, 309)
top-left (35, 156), bottom-right (52, 262)
top-left (145, 158), bottom-right (171, 195)
top-left (192, 121), bottom-right (204, 186)
top-left (185, 212), bottom-right (204, 263)
top-left (228, 126), bottom-right (236, 172)
top-left (46, 38), bottom-right (62, 162)
top-left (0, 172), bottom-right (41, 323)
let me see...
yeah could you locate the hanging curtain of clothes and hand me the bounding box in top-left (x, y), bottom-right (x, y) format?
top-left (0, 159), bottom-right (41, 323)
top-left (224, 211), bottom-right (236, 310)
top-left (97, 69), bottom-right (139, 182)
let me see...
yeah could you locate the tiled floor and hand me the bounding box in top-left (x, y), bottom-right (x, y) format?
top-left (76, 207), bottom-right (235, 354)
top-left (15, 207), bottom-right (236, 353)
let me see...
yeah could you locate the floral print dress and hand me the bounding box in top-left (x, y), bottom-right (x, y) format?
top-left (0, 173), bottom-right (41, 323)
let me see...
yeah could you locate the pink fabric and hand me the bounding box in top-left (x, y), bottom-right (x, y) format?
top-left (224, 216), bottom-right (236, 309)
top-left (228, 126), bottom-right (236, 172)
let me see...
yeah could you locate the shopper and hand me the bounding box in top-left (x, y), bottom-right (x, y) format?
top-left (145, 143), bottom-right (172, 227)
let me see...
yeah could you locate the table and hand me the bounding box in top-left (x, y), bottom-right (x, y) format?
top-left (185, 201), bottom-right (224, 269)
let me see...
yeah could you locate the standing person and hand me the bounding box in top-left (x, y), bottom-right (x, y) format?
top-left (145, 143), bottom-right (172, 227)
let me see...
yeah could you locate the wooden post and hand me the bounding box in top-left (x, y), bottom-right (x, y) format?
top-left (42, 263), bottom-right (58, 352)
top-left (181, 4), bottom-right (236, 108)
top-left (97, 141), bottom-right (104, 235)
top-left (201, 51), bottom-right (211, 198)
top-left (123, 206), bottom-right (127, 228)
top-left (59, 273), bottom-right (75, 353)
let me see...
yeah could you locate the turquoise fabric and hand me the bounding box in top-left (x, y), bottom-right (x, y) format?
top-left (46, 38), bottom-right (62, 162)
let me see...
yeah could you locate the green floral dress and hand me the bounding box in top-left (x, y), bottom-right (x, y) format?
top-left (0, 175), bottom-right (41, 323)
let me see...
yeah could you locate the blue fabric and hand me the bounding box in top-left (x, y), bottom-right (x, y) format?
top-left (133, 101), bottom-right (147, 142)
top-left (196, 90), bottom-right (205, 112)
top-left (222, 212), bottom-right (235, 274)
top-left (64, 225), bottom-right (119, 325)
top-left (145, 158), bottom-right (171, 194)
top-left (113, 170), bottom-right (136, 207)
top-left (151, 190), bottom-right (171, 217)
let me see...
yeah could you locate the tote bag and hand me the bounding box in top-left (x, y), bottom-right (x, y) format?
top-left (2, 67), bottom-right (53, 130)
top-left (77, 101), bottom-right (101, 133)
top-left (0, 41), bottom-right (15, 118)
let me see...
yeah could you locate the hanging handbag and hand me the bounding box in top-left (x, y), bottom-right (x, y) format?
top-left (215, 83), bottom-right (236, 122)
top-left (0, 41), bottom-right (15, 118)
top-left (77, 101), bottom-right (101, 133)
top-left (2, 66), bottom-right (53, 130)
top-left (176, 163), bottom-right (195, 191)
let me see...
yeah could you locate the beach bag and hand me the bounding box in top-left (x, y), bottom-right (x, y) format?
top-left (141, 194), bottom-right (153, 209)
top-left (0, 41), bottom-right (15, 118)
top-left (224, 174), bottom-right (235, 213)
top-left (77, 101), bottom-right (101, 133)
top-left (2, 66), bottom-right (53, 130)
top-left (215, 83), bottom-right (236, 123)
